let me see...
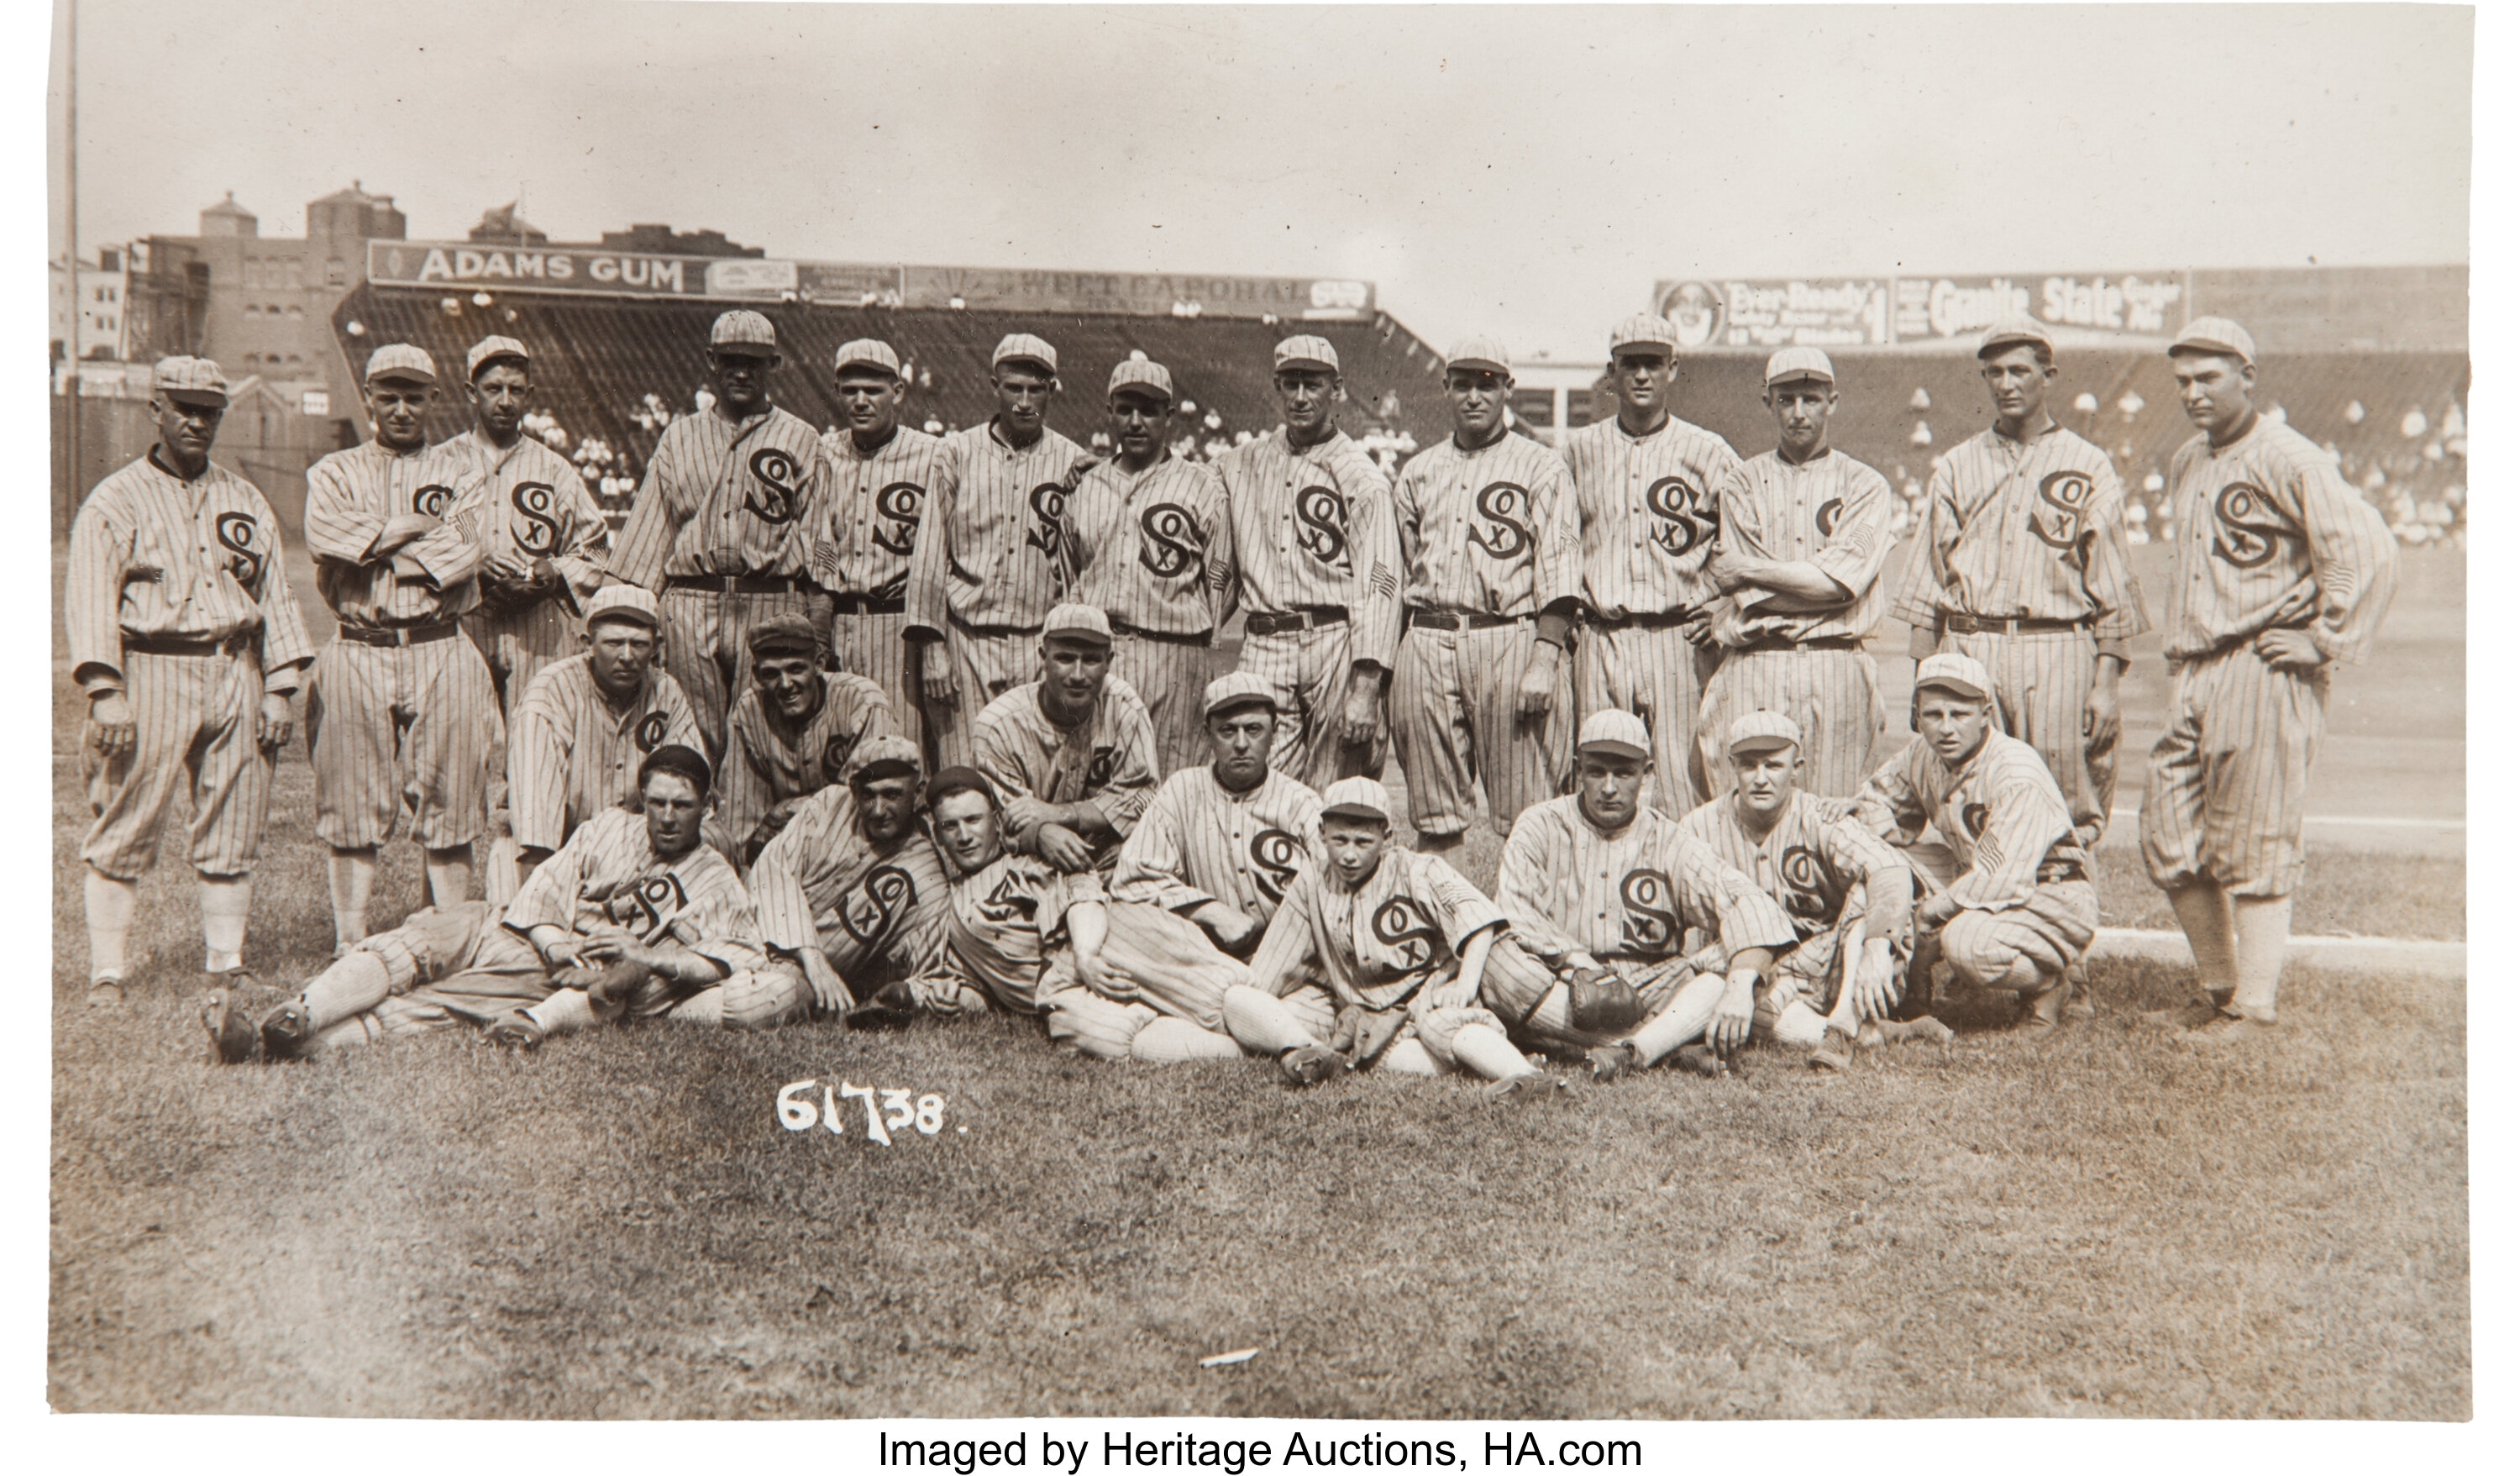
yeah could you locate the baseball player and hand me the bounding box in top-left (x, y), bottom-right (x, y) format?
top-left (69, 355), bottom-right (316, 1007)
top-left (606, 310), bottom-right (832, 765)
top-left (969, 604), bottom-right (1160, 875)
top-left (1389, 336), bottom-right (1583, 847)
top-left (816, 339), bottom-right (945, 760)
top-left (2138, 318), bottom-right (2397, 1045)
top-left (1213, 336), bottom-right (1403, 790)
top-left (1890, 314), bottom-right (2147, 849)
top-left (206, 745), bottom-right (760, 1060)
top-left (1696, 347), bottom-right (1892, 799)
top-left (302, 344), bottom-right (496, 952)
top-left (1213, 777), bottom-right (1560, 1099)
top-left (906, 334), bottom-right (1093, 767)
top-left (1678, 711), bottom-right (1945, 1070)
top-left (1491, 712), bottom-right (1800, 1081)
top-left (717, 613), bottom-right (898, 865)
top-left (1563, 313), bottom-right (1745, 813)
top-left (444, 334), bottom-right (610, 716)
top-left (897, 768), bottom-right (1247, 1064)
top-left (506, 585), bottom-right (704, 883)
top-left (1851, 654), bottom-right (2097, 1037)
top-left (1059, 358), bottom-right (1236, 775)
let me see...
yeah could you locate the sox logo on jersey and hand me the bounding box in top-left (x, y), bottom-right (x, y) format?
top-left (1026, 483), bottom-right (1069, 561)
top-left (1469, 482), bottom-right (1534, 559)
top-left (821, 732), bottom-right (861, 784)
top-left (2213, 483), bottom-right (2295, 569)
top-left (1137, 503), bottom-right (1202, 579)
top-left (2028, 470), bottom-right (2098, 552)
top-left (872, 483), bottom-right (922, 556)
top-left (1645, 476), bottom-right (1716, 558)
top-left (509, 482), bottom-right (564, 555)
top-left (1815, 497), bottom-right (1845, 536)
top-left (1777, 845), bottom-right (1838, 921)
top-left (413, 482), bottom-right (455, 517)
top-left (745, 449), bottom-right (806, 524)
top-left (635, 712), bottom-right (669, 751)
top-left (608, 871), bottom-right (690, 938)
top-left (1618, 869), bottom-right (1683, 953)
top-left (1372, 896), bottom-right (1443, 972)
top-left (978, 872), bottom-right (1039, 925)
top-left (1248, 829), bottom-right (1304, 903)
top-left (214, 512), bottom-right (265, 586)
top-left (837, 864), bottom-right (918, 945)
top-left (1294, 486), bottom-right (1353, 572)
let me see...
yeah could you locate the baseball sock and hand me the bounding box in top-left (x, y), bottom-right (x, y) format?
top-left (328, 848), bottom-right (377, 950)
top-left (1448, 1023), bottom-right (1537, 1082)
top-left (1130, 1017), bottom-right (1245, 1064)
top-left (299, 951), bottom-right (394, 1030)
top-left (198, 874), bottom-right (251, 974)
top-left (2229, 895), bottom-right (2292, 1024)
top-left (1221, 985), bottom-right (1319, 1055)
top-left (2166, 881), bottom-right (2239, 1006)
top-left (423, 847), bottom-right (476, 910)
top-left (84, 869), bottom-right (138, 982)
top-left (1625, 972), bottom-right (1725, 1066)
top-left (1379, 1037), bottom-right (1442, 1075)
top-left (523, 988), bottom-right (597, 1038)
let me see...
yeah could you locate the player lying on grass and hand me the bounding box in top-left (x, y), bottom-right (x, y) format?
top-left (969, 604), bottom-right (1160, 875)
top-left (1678, 711), bottom-right (1949, 1072)
top-left (1489, 712), bottom-right (1797, 1084)
top-left (1214, 777), bottom-right (1562, 1100)
top-left (897, 768), bottom-right (1249, 1064)
top-left (202, 746), bottom-right (763, 1061)
top-left (717, 613), bottom-right (898, 866)
top-left (1851, 654), bottom-right (2097, 1038)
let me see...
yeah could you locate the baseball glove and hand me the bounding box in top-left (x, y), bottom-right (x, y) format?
top-left (554, 959), bottom-right (648, 1018)
top-left (1564, 965), bottom-right (1646, 1035)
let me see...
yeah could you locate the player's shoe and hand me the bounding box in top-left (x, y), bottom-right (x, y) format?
top-left (1672, 1044), bottom-right (1730, 1079)
top-left (259, 999), bottom-right (315, 1061)
top-left (2015, 981), bottom-right (2071, 1040)
top-left (199, 990), bottom-right (260, 1065)
top-left (1585, 1041), bottom-right (1641, 1085)
top-left (486, 1011), bottom-right (546, 1053)
top-left (2179, 1011), bottom-right (2281, 1050)
top-left (1483, 1072), bottom-right (1562, 1105)
top-left (1872, 1016), bottom-right (1957, 1047)
top-left (1276, 1043), bottom-right (1347, 1086)
top-left (86, 979), bottom-right (126, 1010)
top-left (2064, 959), bottom-right (2097, 1021)
top-left (1808, 1024), bottom-right (1858, 1073)
top-left (2139, 997), bottom-right (2231, 1031)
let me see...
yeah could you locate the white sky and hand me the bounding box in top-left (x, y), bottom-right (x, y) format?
top-left (47, 2), bottom-right (2472, 359)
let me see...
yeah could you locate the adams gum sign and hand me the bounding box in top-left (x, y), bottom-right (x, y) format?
top-left (367, 241), bottom-right (749, 297)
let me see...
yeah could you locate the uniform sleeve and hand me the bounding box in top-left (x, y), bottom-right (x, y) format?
top-left (507, 681), bottom-right (575, 853)
top-left (300, 455), bottom-right (387, 565)
top-left (874, 843), bottom-right (958, 980)
top-left (1808, 465), bottom-right (1893, 601)
top-left (1345, 452), bottom-right (1403, 670)
top-left (670, 859), bottom-right (769, 974)
top-left (906, 439), bottom-right (962, 639)
top-left (970, 710), bottom-right (1039, 808)
top-left (2294, 454), bottom-right (2401, 665)
top-left (1083, 698), bottom-right (1161, 838)
top-left (1712, 463), bottom-right (1764, 559)
top-left (1947, 770), bottom-right (2069, 912)
top-left (1823, 817), bottom-right (1915, 943)
top-left (718, 699), bottom-right (775, 844)
top-left (2081, 460), bottom-right (2149, 652)
top-left (1420, 854), bottom-right (1509, 953)
top-left (1200, 466), bottom-right (1238, 630)
top-left (1245, 869), bottom-right (1321, 998)
top-left (605, 434), bottom-right (680, 591)
top-left (1529, 454), bottom-right (1584, 609)
top-left (1851, 741), bottom-right (1932, 848)
top-left (402, 518), bottom-right (483, 589)
top-left (501, 819), bottom-right (596, 935)
top-left (554, 465), bottom-right (614, 604)
top-left (1042, 866), bottom-right (1107, 949)
top-left (1672, 836), bottom-right (1802, 959)
top-left (747, 801), bottom-right (829, 954)
top-left (1888, 453), bottom-right (1959, 630)
top-left (251, 509), bottom-right (318, 685)
top-left (1491, 810), bottom-right (1586, 964)
top-left (64, 491), bottom-right (131, 691)
top-left (661, 673), bottom-right (706, 754)
top-left (1108, 780), bottom-right (1218, 913)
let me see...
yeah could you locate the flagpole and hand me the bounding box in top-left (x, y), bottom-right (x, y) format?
top-left (63, 0), bottom-right (79, 535)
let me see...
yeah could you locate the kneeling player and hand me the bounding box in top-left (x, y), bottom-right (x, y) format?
top-left (1218, 778), bottom-right (1559, 1100)
top-left (1852, 654), bottom-right (2097, 1036)
top-left (1679, 711), bottom-right (1943, 1071)
top-left (902, 768), bottom-right (1247, 1064)
top-left (1493, 712), bottom-right (1797, 1082)
top-left (203, 746), bottom-right (762, 1060)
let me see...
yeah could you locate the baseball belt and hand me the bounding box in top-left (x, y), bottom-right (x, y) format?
top-left (946, 611), bottom-right (1042, 639)
top-left (123, 631), bottom-right (255, 658)
top-left (827, 593), bottom-right (907, 615)
top-left (1406, 608), bottom-right (1530, 632)
top-left (1242, 606), bottom-right (1348, 638)
top-left (335, 619), bottom-right (462, 649)
top-left (1939, 612), bottom-right (2091, 636)
top-left (1587, 608), bottom-right (1696, 632)
top-left (1731, 634), bottom-right (1863, 655)
top-left (1108, 618), bottom-right (1213, 647)
top-left (664, 573), bottom-right (816, 596)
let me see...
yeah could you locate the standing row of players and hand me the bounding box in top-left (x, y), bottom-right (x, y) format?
top-left (71, 305), bottom-right (2396, 1065)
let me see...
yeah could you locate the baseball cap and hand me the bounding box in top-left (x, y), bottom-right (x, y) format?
top-left (710, 310), bottom-right (778, 355)
top-left (581, 585), bottom-right (661, 632)
top-left (1726, 711), bottom-right (1803, 755)
top-left (1914, 652), bottom-right (1992, 702)
top-left (1609, 313), bottom-right (1683, 357)
top-left (1273, 335), bottom-right (1340, 375)
top-left (1108, 359), bottom-right (1175, 402)
top-left (1977, 314), bottom-right (2054, 360)
top-left (465, 334), bottom-right (530, 380)
top-left (745, 613), bottom-right (819, 662)
top-left (1041, 603), bottom-right (1112, 646)
top-left (1764, 347), bottom-right (1835, 387)
top-left (1575, 710), bottom-right (1651, 760)
top-left (832, 339), bottom-right (901, 377)
top-left (364, 344), bottom-right (437, 386)
top-left (638, 743), bottom-right (714, 796)
top-left (151, 355), bottom-right (229, 407)
top-left (847, 733), bottom-right (924, 787)
top-left (1318, 775), bottom-right (1393, 825)
top-left (992, 333), bottom-right (1059, 376)
top-left (1202, 671), bottom-right (1278, 719)
top-left (2169, 317), bottom-right (2257, 368)
top-left (1445, 336), bottom-right (1512, 376)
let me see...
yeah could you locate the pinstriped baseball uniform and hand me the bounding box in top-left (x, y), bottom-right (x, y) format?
top-left (1890, 423), bottom-right (2150, 843)
top-left (301, 438), bottom-right (497, 851)
top-left (506, 653), bottom-right (706, 854)
top-left (1697, 449), bottom-right (1892, 799)
top-left (1215, 429), bottom-right (1403, 789)
top-left (970, 676), bottom-right (1161, 872)
top-left (67, 449), bottom-right (318, 880)
top-left (2139, 413), bottom-right (2398, 898)
top-left (906, 420), bottom-right (1090, 766)
top-left (720, 670), bottom-right (898, 848)
top-left (1390, 432), bottom-right (1583, 837)
top-left (1060, 453), bottom-right (1236, 775)
top-left (740, 783), bottom-right (953, 1027)
top-left (1494, 796), bottom-right (1799, 1051)
top-left (1856, 731), bottom-right (2097, 985)
top-left (442, 429), bottom-right (610, 714)
top-left (606, 403), bottom-right (833, 759)
top-left (816, 423), bottom-right (946, 754)
top-left (1109, 764), bottom-right (1323, 925)
top-left (1677, 790), bottom-right (1912, 1022)
top-left (1562, 414), bottom-right (1742, 812)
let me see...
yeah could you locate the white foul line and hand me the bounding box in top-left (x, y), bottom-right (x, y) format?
top-left (2109, 807), bottom-right (2464, 832)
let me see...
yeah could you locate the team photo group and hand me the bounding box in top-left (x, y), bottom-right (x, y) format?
top-left (70, 298), bottom-right (2399, 1094)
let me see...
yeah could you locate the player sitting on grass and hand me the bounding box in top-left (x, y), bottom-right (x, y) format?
top-left (202, 746), bottom-right (764, 1062)
top-left (1214, 777), bottom-right (1562, 1101)
top-left (1678, 711), bottom-right (1947, 1072)
top-left (969, 604), bottom-right (1160, 875)
top-left (1851, 654), bottom-right (2097, 1038)
top-left (1492, 712), bottom-right (1798, 1083)
top-left (718, 614), bottom-right (898, 867)
top-left (900, 769), bottom-right (1248, 1064)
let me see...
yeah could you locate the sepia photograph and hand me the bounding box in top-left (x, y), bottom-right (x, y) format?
top-left (35, 0), bottom-right (2481, 1439)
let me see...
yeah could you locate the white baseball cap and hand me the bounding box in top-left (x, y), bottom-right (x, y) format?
top-left (832, 339), bottom-right (901, 376)
top-left (364, 344), bottom-right (437, 385)
top-left (993, 333), bottom-right (1059, 375)
top-left (1726, 711), bottom-right (1803, 755)
top-left (1609, 313), bottom-right (1683, 357)
top-left (1318, 776), bottom-right (1392, 824)
top-left (1041, 603), bottom-right (1112, 646)
top-left (1108, 359), bottom-right (1175, 402)
top-left (1445, 336), bottom-right (1512, 376)
top-left (1914, 652), bottom-right (1992, 701)
top-left (709, 310), bottom-right (778, 355)
top-left (465, 335), bottom-right (530, 381)
top-left (582, 585), bottom-right (661, 631)
top-left (2170, 317), bottom-right (2257, 368)
top-left (1575, 710), bottom-right (1651, 759)
top-left (1202, 672), bottom-right (1278, 718)
top-left (1273, 335), bottom-right (1340, 374)
top-left (1764, 346), bottom-right (1835, 387)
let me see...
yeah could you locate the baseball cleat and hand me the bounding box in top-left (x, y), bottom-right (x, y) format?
top-left (86, 980), bottom-right (126, 1010)
top-left (259, 999), bottom-right (314, 1060)
top-left (1585, 1041), bottom-right (1641, 1085)
top-left (1672, 1044), bottom-right (1730, 1079)
top-left (1483, 1072), bottom-right (1562, 1105)
top-left (1873, 1016), bottom-right (1958, 1046)
top-left (2139, 999), bottom-right (2230, 1031)
top-left (200, 990), bottom-right (260, 1065)
top-left (1277, 1043), bottom-right (1346, 1086)
top-left (2014, 981), bottom-right (2071, 1040)
top-left (486, 1011), bottom-right (546, 1052)
top-left (2179, 1011), bottom-right (2281, 1049)
top-left (1808, 1025), bottom-right (1858, 1073)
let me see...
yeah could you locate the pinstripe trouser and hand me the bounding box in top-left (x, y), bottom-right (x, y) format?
top-left (2140, 643), bottom-right (2328, 899)
top-left (1111, 631), bottom-right (1221, 780)
top-left (80, 646), bottom-right (273, 880)
top-left (1390, 622), bottom-right (1574, 838)
top-left (830, 609), bottom-right (920, 759)
top-left (928, 622), bottom-right (1042, 770)
top-left (465, 595), bottom-right (581, 719)
top-left (1577, 620), bottom-right (1713, 814)
top-left (1478, 940), bottom-right (1703, 1055)
top-left (1695, 646), bottom-right (1884, 799)
top-left (306, 633), bottom-right (496, 851)
top-left (1935, 627), bottom-right (2114, 843)
top-left (1032, 901), bottom-right (1254, 1061)
top-left (658, 586), bottom-right (820, 767)
top-left (1234, 622), bottom-right (1387, 791)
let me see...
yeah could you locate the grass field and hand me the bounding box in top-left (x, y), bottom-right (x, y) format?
top-left (48, 544), bottom-right (2469, 1419)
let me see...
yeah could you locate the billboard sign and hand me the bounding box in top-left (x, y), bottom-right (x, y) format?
top-left (1893, 272), bottom-right (2185, 343)
top-left (901, 265), bottom-right (1373, 319)
top-left (1654, 278), bottom-right (1890, 349)
top-left (368, 241), bottom-right (732, 298)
